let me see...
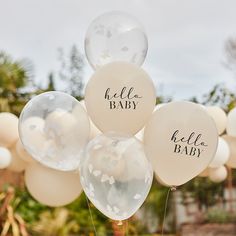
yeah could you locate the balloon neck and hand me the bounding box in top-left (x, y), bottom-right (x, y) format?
top-left (171, 186), bottom-right (177, 191)
top-left (117, 220), bottom-right (123, 226)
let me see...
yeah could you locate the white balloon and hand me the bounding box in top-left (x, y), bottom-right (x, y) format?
top-left (25, 163), bottom-right (82, 207)
top-left (0, 147), bottom-right (12, 169)
top-left (8, 144), bottom-right (28, 172)
top-left (80, 133), bottom-right (153, 220)
top-left (135, 128), bottom-right (144, 141)
top-left (226, 107), bottom-right (236, 137)
top-left (206, 106), bottom-right (227, 135)
top-left (222, 135), bottom-right (236, 169)
top-left (209, 137), bottom-right (230, 168)
top-left (15, 139), bottom-right (35, 163)
top-left (0, 112), bottom-right (19, 148)
top-left (19, 91), bottom-right (90, 171)
top-left (154, 103), bottom-right (166, 111)
top-left (209, 166), bottom-right (227, 183)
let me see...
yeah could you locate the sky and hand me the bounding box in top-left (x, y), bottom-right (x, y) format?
top-left (0, 0), bottom-right (236, 100)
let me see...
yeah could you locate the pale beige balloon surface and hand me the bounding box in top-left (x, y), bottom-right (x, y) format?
top-left (8, 144), bottom-right (28, 172)
top-left (0, 147), bottom-right (12, 169)
top-left (16, 139), bottom-right (35, 163)
top-left (85, 62), bottom-right (156, 135)
top-left (0, 112), bottom-right (19, 148)
top-left (144, 101), bottom-right (218, 186)
top-left (226, 107), bottom-right (236, 137)
top-left (222, 135), bottom-right (236, 168)
top-left (209, 137), bottom-right (230, 168)
top-left (206, 106), bottom-right (227, 135)
top-left (25, 163), bottom-right (82, 207)
top-left (209, 166), bottom-right (227, 183)
top-left (199, 168), bottom-right (210, 177)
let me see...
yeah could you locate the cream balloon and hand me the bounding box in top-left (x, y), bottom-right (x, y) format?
top-left (135, 128), bottom-right (144, 141)
top-left (0, 112), bottom-right (19, 148)
top-left (144, 101), bottom-right (218, 186)
top-left (155, 173), bottom-right (171, 187)
top-left (206, 106), bottom-right (227, 135)
top-left (222, 135), bottom-right (236, 168)
top-left (0, 147), bottom-right (12, 169)
top-left (85, 62), bottom-right (156, 135)
top-left (15, 139), bottom-right (35, 163)
top-left (226, 107), bottom-right (236, 137)
top-left (76, 100), bottom-right (101, 139)
top-left (209, 137), bottom-right (230, 168)
top-left (8, 144), bottom-right (28, 172)
top-left (199, 168), bottom-right (209, 177)
top-left (209, 166), bottom-right (227, 183)
top-left (19, 91), bottom-right (90, 171)
top-left (25, 163), bottom-right (82, 207)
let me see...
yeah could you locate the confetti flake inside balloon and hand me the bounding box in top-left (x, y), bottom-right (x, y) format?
top-left (19, 91), bottom-right (90, 171)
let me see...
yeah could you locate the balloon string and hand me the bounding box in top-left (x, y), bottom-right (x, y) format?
top-left (85, 196), bottom-right (97, 236)
top-left (161, 186), bottom-right (176, 236)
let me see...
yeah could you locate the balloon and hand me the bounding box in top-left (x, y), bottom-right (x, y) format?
top-left (77, 100), bottom-right (101, 139)
top-left (8, 144), bottom-right (28, 172)
top-left (0, 112), bottom-right (19, 148)
top-left (0, 147), bottom-right (12, 169)
top-left (19, 91), bottom-right (90, 171)
top-left (80, 133), bottom-right (153, 220)
top-left (15, 139), bottom-right (35, 163)
top-left (199, 168), bottom-right (209, 177)
top-left (209, 166), bottom-right (227, 183)
top-left (155, 173), bottom-right (171, 187)
top-left (135, 128), bottom-right (144, 141)
top-left (144, 101), bottom-right (218, 186)
top-left (25, 163), bottom-right (82, 207)
top-left (85, 62), bottom-right (156, 135)
top-left (222, 135), bottom-right (236, 168)
top-left (206, 106), bottom-right (227, 135)
top-left (85, 11), bottom-right (148, 69)
top-left (226, 107), bottom-right (236, 137)
top-left (209, 137), bottom-right (230, 168)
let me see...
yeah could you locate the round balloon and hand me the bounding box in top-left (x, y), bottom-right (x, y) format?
top-left (8, 144), bottom-right (28, 172)
top-left (222, 135), bottom-right (236, 168)
top-left (79, 133), bottom-right (153, 220)
top-left (226, 107), bottom-right (236, 137)
top-left (206, 106), bottom-right (227, 135)
top-left (19, 91), bottom-right (90, 171)
top-left (25, 163), bottom-right (82, 207)
top-left (0, 112), bottom-right (19, 148)
top-left (85, 62), bottom-right (156, 135)
top-left (144, 101), bottom-right (218, 186)
top-left (209, 137), bottom-right (230, 168)
top-left (209, 166), bottom-right (227, 183)
top-left (199, 168), bottom-right (209, 177)
top-left (0, 147), bottom-right (12, 169)
top-left (16, 139), bottom-right (35, 163)
top-left (85, 11), bottom-right (148, 69)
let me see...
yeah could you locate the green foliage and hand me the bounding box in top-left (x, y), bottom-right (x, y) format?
top-left (206, 208), bottom-right (236, 223)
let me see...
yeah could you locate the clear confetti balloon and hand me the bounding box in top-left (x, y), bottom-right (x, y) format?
top-left (80, 133), bottom-right (153, 220)
top-left (19, 91), bottom-right (90, 171)
top-left (85, 11), bottom-right (148, 69)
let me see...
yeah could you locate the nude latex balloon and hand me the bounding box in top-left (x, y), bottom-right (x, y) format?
top-left (226, 107), bottom-right (236, 137)
top-left (80, 133), bottom-right (153, 220)
top-left (15, 139), bottom-right (35, 163)
top-left (144, 101), bottom-right (218, 186)
top-left (19, 91), bottom-right (90, 171)
top-left (0, 113), bottom-right (19, 148)
top-left (85, 11), bottom-right (148, 69)
top-left (25, 163), bottom-right (82, 207)
top-left (209, 137), bottom-right (229, 168)
top-left (85, 62), bottom-right (156, 135)
top-left (0, 147), bottom-right (12, 169)
top-left (206, 106), bottom-right (227, 135)
top-left (222, 135), bottom-right (236, 168)
top-left (209, 166), bottom-right (227, 183)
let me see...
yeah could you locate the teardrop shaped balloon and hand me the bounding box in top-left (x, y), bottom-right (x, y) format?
top-left (144, 101), bottom-right (218, 186)
top-left (79, 133), bottom-right (153, 220)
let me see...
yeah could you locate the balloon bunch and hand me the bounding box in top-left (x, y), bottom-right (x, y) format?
top-left (0, 12), bottom-right (224, 221)
top-left (198, 106), bottom-right (236, 182)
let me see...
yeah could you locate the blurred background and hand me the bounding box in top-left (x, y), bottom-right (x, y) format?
top-left (0, 0), bottom-right (236, 235)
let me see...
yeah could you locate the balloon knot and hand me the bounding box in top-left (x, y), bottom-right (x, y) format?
top-left (117, 220), bottom-right (123, 226)
top-left (171, 186), bottom-right (177, 191)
